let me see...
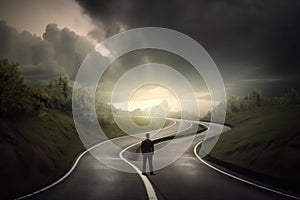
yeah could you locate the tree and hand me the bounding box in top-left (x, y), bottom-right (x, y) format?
top-left (0, 59), bottom-right (25, 114)
top-left (0, 59), bottom-right (48, 116)
top-left (245, 88), bottom-right (262, 107)
top-left (25, 86), bottom-right (49, 116)
top-left (96, 102), bottom-right (114, 124)
top-left (283, 88), bottom-right (300, 104)
top-left (46, 75), bottom-right (72, 114)
top-left (73, 87), bottom-right (97, 123)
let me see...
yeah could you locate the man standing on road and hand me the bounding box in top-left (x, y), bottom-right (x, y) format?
top-left (141, 133), bottom-right (155, 175)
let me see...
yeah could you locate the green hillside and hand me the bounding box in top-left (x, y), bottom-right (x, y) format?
top-left (0, 109), bottom-right (172, 199)
top-left (0, 110), bottom-right (84, 198)
top-left (209, 104), bottom-right (300, 183)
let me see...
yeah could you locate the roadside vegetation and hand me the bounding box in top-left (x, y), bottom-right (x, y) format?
top-left (0, 59), bottom-right (85, 198)
top-left (2, 58), bottom-right (299, 197)
top-left (207, 88), bottom-right (300, 186)
top-left (0, 110), bottom-right (84, 198)
top-left (0, 59), bottom-right (171, 198)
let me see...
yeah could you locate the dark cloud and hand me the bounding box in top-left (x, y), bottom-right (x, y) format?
top-left (76, 0), bottom-right (300, 95)
top-left (0, 21), bottom-right (94, 83)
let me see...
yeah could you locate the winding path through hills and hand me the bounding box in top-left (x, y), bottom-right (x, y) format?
top-left (20, 119), bottom-right (294, 200)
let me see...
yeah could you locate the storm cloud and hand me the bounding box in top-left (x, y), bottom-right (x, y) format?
top-left (76, 0), bottom-right (300, 95)
top-left (0, 21), bottom-right (94, 83)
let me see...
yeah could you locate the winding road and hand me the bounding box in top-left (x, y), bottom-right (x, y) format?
top-left (20, 119), bottom-right (295, 200)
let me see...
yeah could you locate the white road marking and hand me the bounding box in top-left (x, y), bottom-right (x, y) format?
top-left (17, 146), bottom-right (90, 200)
top-left (193, 132), bottom-right (300, 200)
top-left (20, 118), bottom-right (297, 200)
top-left (16, 119), bottom-right (177, 200)
top-left (119, 120), bottom-right (194, 200)
top-left (119, 143), bottom-right (158, 200)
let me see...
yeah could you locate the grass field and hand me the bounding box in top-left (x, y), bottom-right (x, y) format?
top-left (209, 104), bottom-right (300, 182)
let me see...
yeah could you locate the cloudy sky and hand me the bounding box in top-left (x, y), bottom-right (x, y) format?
top-left (0, 0), bottom-right (299, 112)
top-left (76, 0), bottom-right (300, 97)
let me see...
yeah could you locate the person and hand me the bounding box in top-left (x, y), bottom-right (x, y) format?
top-left (141, 133), bottom-right (155, 175)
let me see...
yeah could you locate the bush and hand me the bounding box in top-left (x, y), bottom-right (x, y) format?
top-left (46, 75), bottom-right (72, 114)
top-left (0, 59), bottom-right (48, 116)
top-left (204, 88), bottom-right (300, 121)
top-left (283, 88), bottom-right (300, 104)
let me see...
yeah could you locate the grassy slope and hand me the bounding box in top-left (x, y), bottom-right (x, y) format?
top-left (0, 111), bottom-right (173, 198)
top-left (0, 110), bottom-right (85, 198)
top-left (209, 104), bottom-right (300, 182)
top-left (10, 113), bottom-right (171, 171)
top-left (17, 110), bottom-right (85, 173)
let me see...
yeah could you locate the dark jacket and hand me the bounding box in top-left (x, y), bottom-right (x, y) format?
top-left (141, 139), bottom-right (154, 153)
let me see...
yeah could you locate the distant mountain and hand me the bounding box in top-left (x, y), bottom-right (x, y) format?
top-left (112, 106), bottom-right (128, 116)
top-left (130, 108), bottom-right (147, 116)
top-left (141, 100), bottom-right (171, 118)
top-left (113, 100), bottom-right (200, 120)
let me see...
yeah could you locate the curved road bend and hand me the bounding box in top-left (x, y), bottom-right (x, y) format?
top-left (25, 120), bottom-right (192, 200)
top-left (135, 122), bottom-right (288, 200)
top-left (26, 120), bottom-right (289, 200)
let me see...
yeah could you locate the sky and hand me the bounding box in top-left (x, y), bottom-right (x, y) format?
top-left (0, 0), bottom-right (299, 113)
top-left (0, 0), bottom-right (95, 37)
top-left (76, 0), bottom-right (300, 96)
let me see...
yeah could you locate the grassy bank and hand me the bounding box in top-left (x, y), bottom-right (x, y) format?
top-left (0, 111), bottom-right (173, 199)
top-left (0, 110), bottom-right (85, 199)
top-left (17, 110), bottom-right (85, 173)
top-left (209, 104), bottom-right (300, 183)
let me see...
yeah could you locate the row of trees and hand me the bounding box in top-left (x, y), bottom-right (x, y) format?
top-left (227, 88), bottom-right (262, 114)
top-left (205, 87), bottom-right (300, 121)
top-left (46, 76), bottom-right (72, 114)
top-left (269, 88), bottom-right (300, 105)
top-left (72, 87), bottom-right (115, 124)
top-left (0, 60), bottom-right (48, 116)
top-left (2, 59), bottom-right (299, 121)
top-left (0, 60), bottom-right (76, 117)
top-left (0, 59), bottom-right (114, 123)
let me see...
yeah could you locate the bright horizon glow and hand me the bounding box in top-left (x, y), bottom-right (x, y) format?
top-left (111, 84), bottom-right (218, 117)
top-left (128, 85), bottom-right (180, 112)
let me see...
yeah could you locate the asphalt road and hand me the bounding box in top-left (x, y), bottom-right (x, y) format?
top-left (24, 120), bottom-right (290, 200)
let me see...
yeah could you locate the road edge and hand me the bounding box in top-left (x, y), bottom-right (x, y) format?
top-left (119, 142), bottom-right (158, 200)
top-left (16, 119), bottom-right (177, 200)
top-left (193, 141), bottom-right (300, 200)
